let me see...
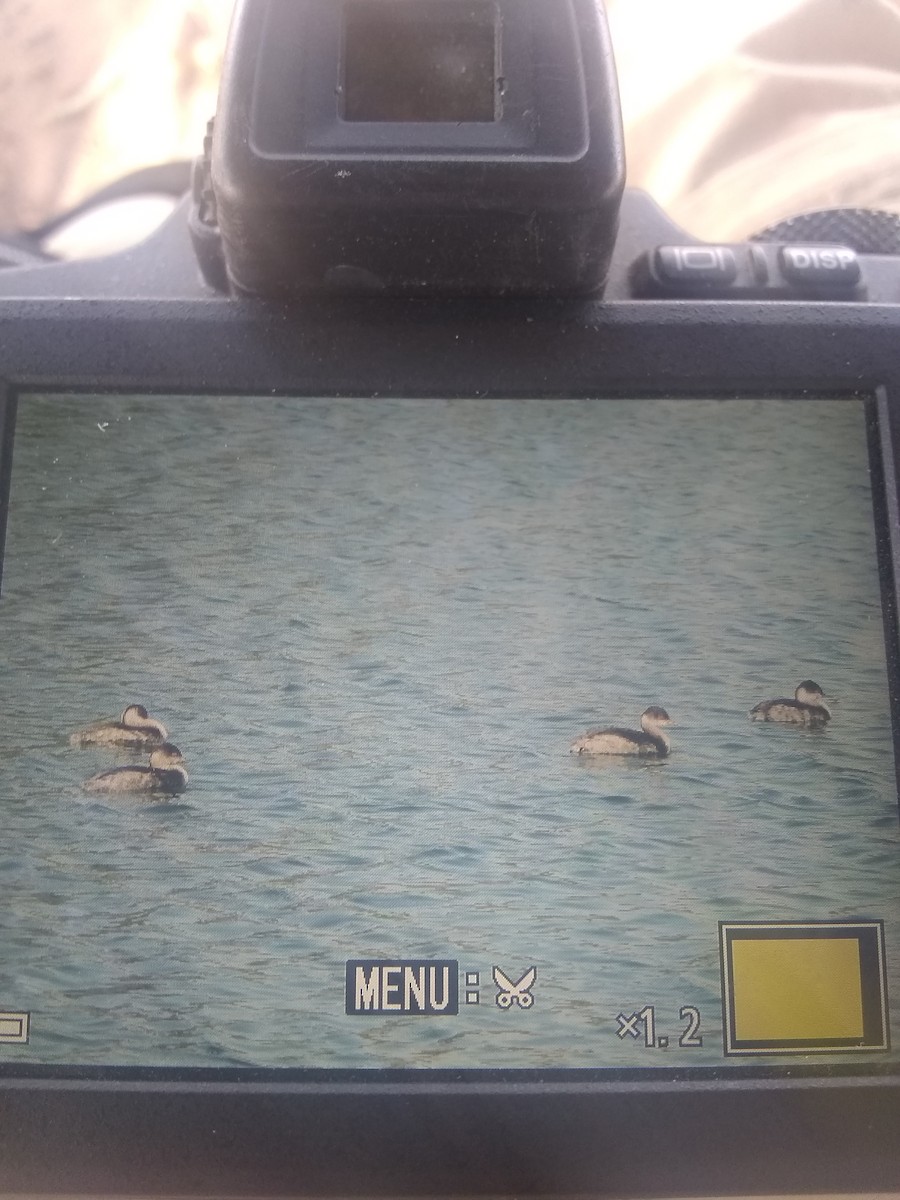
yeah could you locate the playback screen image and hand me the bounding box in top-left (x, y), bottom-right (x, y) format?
top-left (0, 394), bottom-right (895, 1068)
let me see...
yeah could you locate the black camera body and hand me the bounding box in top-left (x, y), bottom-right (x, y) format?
top-left (203, 0), bottom-right (625, 297)
top-left (1, 3), bottom-right (900, 1198)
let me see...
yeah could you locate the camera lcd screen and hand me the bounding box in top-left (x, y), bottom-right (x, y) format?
top-left (342, 1), bottom-right (499, 124)
top-left (0, 394), bottom-right (896, 1072)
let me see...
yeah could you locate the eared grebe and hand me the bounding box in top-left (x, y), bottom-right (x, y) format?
top-left (69, 704), bottom-right (168, 749)
top-left (750, 681), bottom-right (830, 727)
top-left (570, 706), bottom-right (673, 757)
top-left (82, 743), bottom-right (188, 797)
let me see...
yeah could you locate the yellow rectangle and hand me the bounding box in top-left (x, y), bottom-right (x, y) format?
top-left (0, 1013), bottom-right (28, 1042)
top-left (731, 937), bottom-right (864, 1042)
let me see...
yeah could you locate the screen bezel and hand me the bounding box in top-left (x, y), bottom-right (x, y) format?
top-left (1, 296), bottom-right (900, 1195)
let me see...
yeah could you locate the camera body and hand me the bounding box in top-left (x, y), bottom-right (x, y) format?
top-left (202, 0), bottom-right (625, 297)
top-left (1, 2), bottom-right (900, 1197)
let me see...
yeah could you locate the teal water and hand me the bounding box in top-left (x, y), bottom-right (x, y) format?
top-left (0, 395), bottom-right (897, 1069)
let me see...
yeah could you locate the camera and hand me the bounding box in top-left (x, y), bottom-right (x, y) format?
top-left (1, 1), bottom-right (900, 1196)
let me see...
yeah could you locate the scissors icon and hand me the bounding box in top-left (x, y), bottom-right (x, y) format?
top-left (492, 966), bottom-right (537, 1009)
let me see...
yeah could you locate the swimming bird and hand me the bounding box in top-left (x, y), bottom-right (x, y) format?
top-left (570, 706), bottom-right (673, 757)
top-left (749, 680), bottom-right (830, 727)
top-left (69, 704), bottom-right (168, 749)
top-left (82, 743), bottom-right (188, 797)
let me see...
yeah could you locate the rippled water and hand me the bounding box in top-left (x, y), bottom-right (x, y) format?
top-left (0, 395), bottom-right (897, 1069)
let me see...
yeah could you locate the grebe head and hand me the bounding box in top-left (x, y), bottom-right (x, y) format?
top-left (149, 743), bottom-right (185, 769)
top-left (121, 704), bottom-right (151, 723)
top-left (641, 706), bottom-right (672, 729)
top-left (120, 704), bottom-right (168, 740)
top-left (795, 681), bottom-right (826, 705)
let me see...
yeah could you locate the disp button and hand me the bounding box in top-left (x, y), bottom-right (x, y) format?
top-left (779, 245), bottom-right (861, 289)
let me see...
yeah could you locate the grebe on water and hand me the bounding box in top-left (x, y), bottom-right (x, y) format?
top-left (750, 681), bottom-right (830, 727)
top-left (69, 704), bottom-right (168, 749)
top-left (82, 743), bottom-right (188, 797)
top-left (570, 706), bottom-right (673, 758)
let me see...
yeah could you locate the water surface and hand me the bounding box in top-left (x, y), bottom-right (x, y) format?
top-left (0, 395), bottom-right (896, 1069)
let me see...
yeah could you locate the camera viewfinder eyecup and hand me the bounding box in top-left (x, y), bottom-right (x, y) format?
top-left (197, 0), bottom-right (626, 299)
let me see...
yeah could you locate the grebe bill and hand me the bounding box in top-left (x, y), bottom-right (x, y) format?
top-left (570, 706), bottom-right (673, 757)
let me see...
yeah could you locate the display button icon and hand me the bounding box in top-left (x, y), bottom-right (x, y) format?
top-left (655, 245), bottom-right (738, 285)
top-left (720, 921), bottom-right (888, 1055)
